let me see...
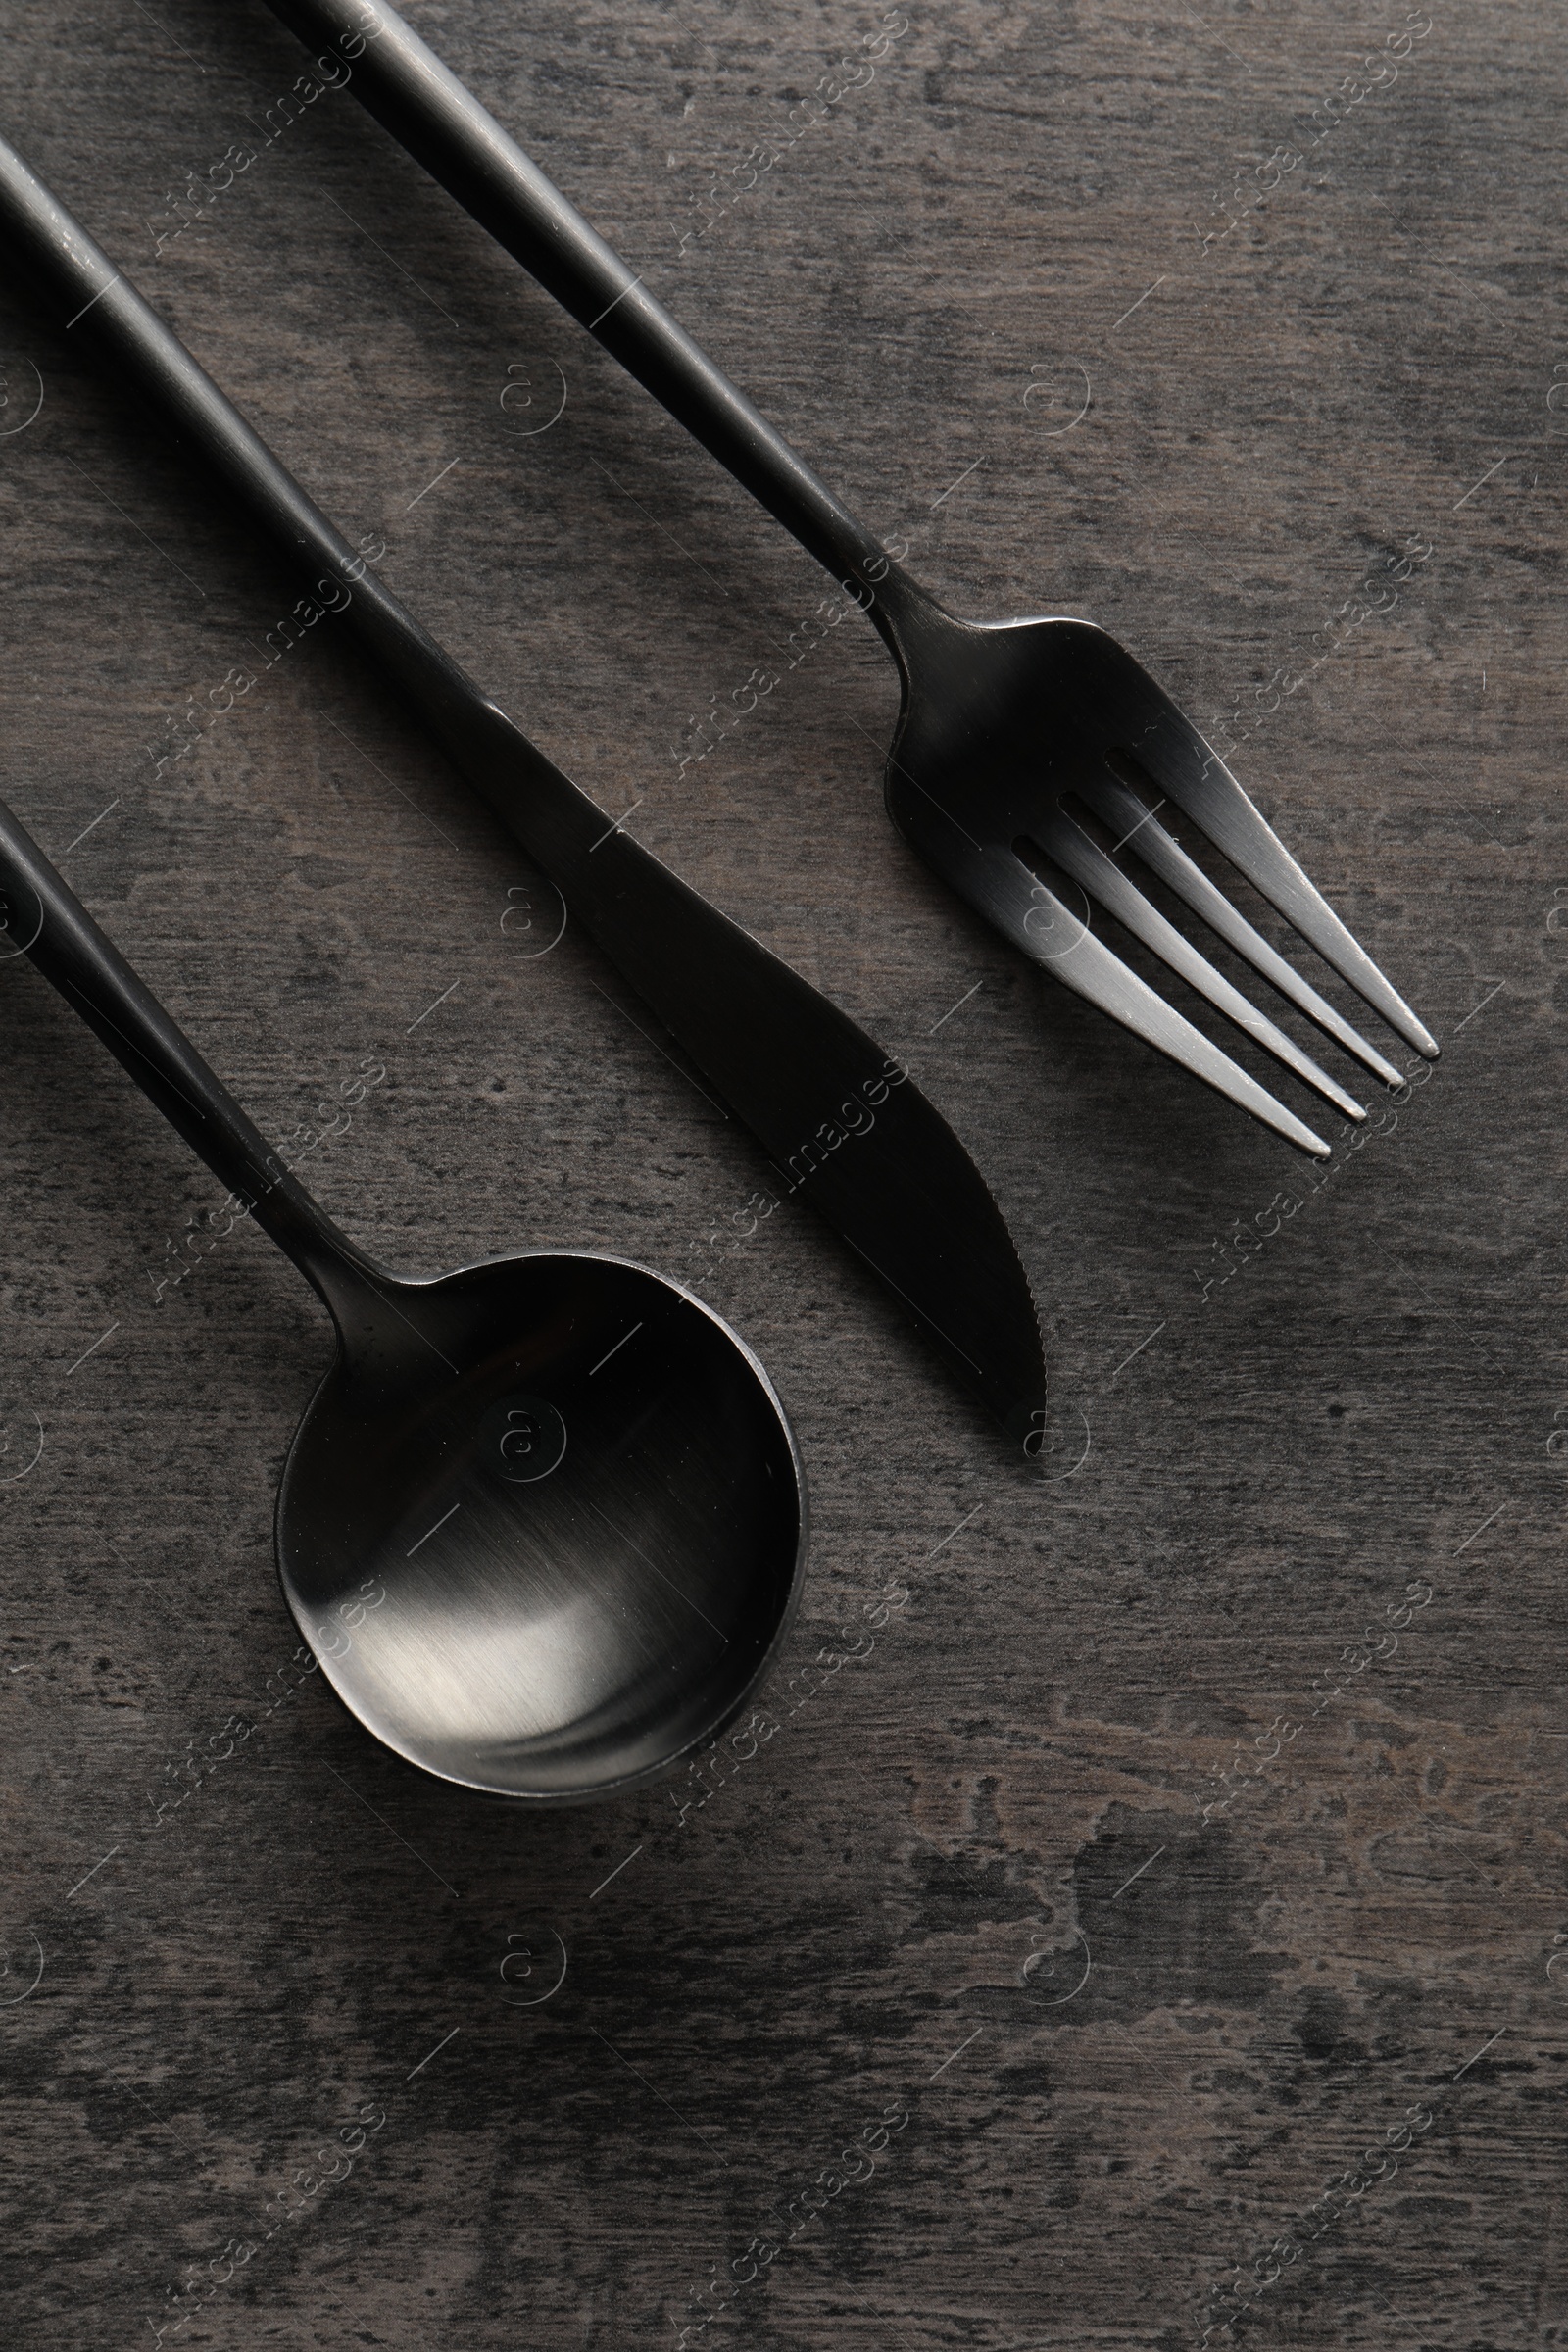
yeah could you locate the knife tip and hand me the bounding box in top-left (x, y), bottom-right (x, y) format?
top-left (1003, 1388), bottom-right (1051, 1458)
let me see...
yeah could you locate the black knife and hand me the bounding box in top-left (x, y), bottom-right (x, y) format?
top-left (0, 132), bottom-right (1047, 1447)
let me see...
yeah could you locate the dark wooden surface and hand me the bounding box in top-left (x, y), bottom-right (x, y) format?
top-left (1, 2), bottom-right (1563, 2344)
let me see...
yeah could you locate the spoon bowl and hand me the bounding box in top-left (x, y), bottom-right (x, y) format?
top-left (281, 1250), bottom-right (806, 1801)
top-left (0, 789), bottom-right (806, 1806)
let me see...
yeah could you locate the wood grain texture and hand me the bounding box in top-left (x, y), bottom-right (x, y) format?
top-left (0, 0), bottom-right (1563, 2344)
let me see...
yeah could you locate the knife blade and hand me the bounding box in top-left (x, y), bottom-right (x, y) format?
top-left (0, 131), bottom-right (1047, 1448)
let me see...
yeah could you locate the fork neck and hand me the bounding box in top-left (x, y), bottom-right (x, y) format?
top-left (822, 540), bottom-right (948, 674)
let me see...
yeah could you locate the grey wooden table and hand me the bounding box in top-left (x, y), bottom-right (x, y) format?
top-left (1, 2), bottom-right (1563, 2345)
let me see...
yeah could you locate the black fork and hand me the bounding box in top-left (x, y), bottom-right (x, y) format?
top-left (263, 0), bottom-right (1438, 1155)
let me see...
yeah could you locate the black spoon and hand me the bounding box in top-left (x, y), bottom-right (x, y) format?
top-left (0, 793), bottom-right (806, 1801)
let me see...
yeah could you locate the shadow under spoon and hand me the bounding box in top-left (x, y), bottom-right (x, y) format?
top-left (0, 795), bottom-right (806, 1802)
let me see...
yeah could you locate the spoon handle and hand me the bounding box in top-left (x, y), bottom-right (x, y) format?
top-left (260, 0), bottom-right (929, 642)
top-left (0, 791), bottom-right (380, 1328)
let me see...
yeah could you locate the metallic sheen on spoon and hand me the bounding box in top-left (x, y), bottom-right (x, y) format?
top-left (0, 789), bottom-right (806, 1802)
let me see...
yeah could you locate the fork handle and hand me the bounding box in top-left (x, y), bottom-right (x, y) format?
top-left (261, 0), bottom-right (931, 649)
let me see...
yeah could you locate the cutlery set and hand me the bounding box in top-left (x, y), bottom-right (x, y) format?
top-left (0, 1), bottom-right (1430, 1801)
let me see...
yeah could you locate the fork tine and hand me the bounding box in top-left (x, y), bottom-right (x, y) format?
top-left (1033, 811), bottom-right (1368, 1123)
top-left (1004, 858), bottom-right (1331, 1156)
top-left (1113, 714), bottom-right (1439, 1059)
top-left (1082, 765), bottom-right (1406, 1090)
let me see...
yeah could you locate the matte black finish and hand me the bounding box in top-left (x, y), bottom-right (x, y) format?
top-left (0, 788), bottom-right (806, 1801)
top-left (0, 130), bottom-right (1047, 1448)
top-left (264, 0), bottom-right (1439, 1149)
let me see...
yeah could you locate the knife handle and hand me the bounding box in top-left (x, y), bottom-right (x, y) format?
top-left (0, 128), bottom-right (557, 815)
top-left (259, 0), bottom-right (926, 639)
